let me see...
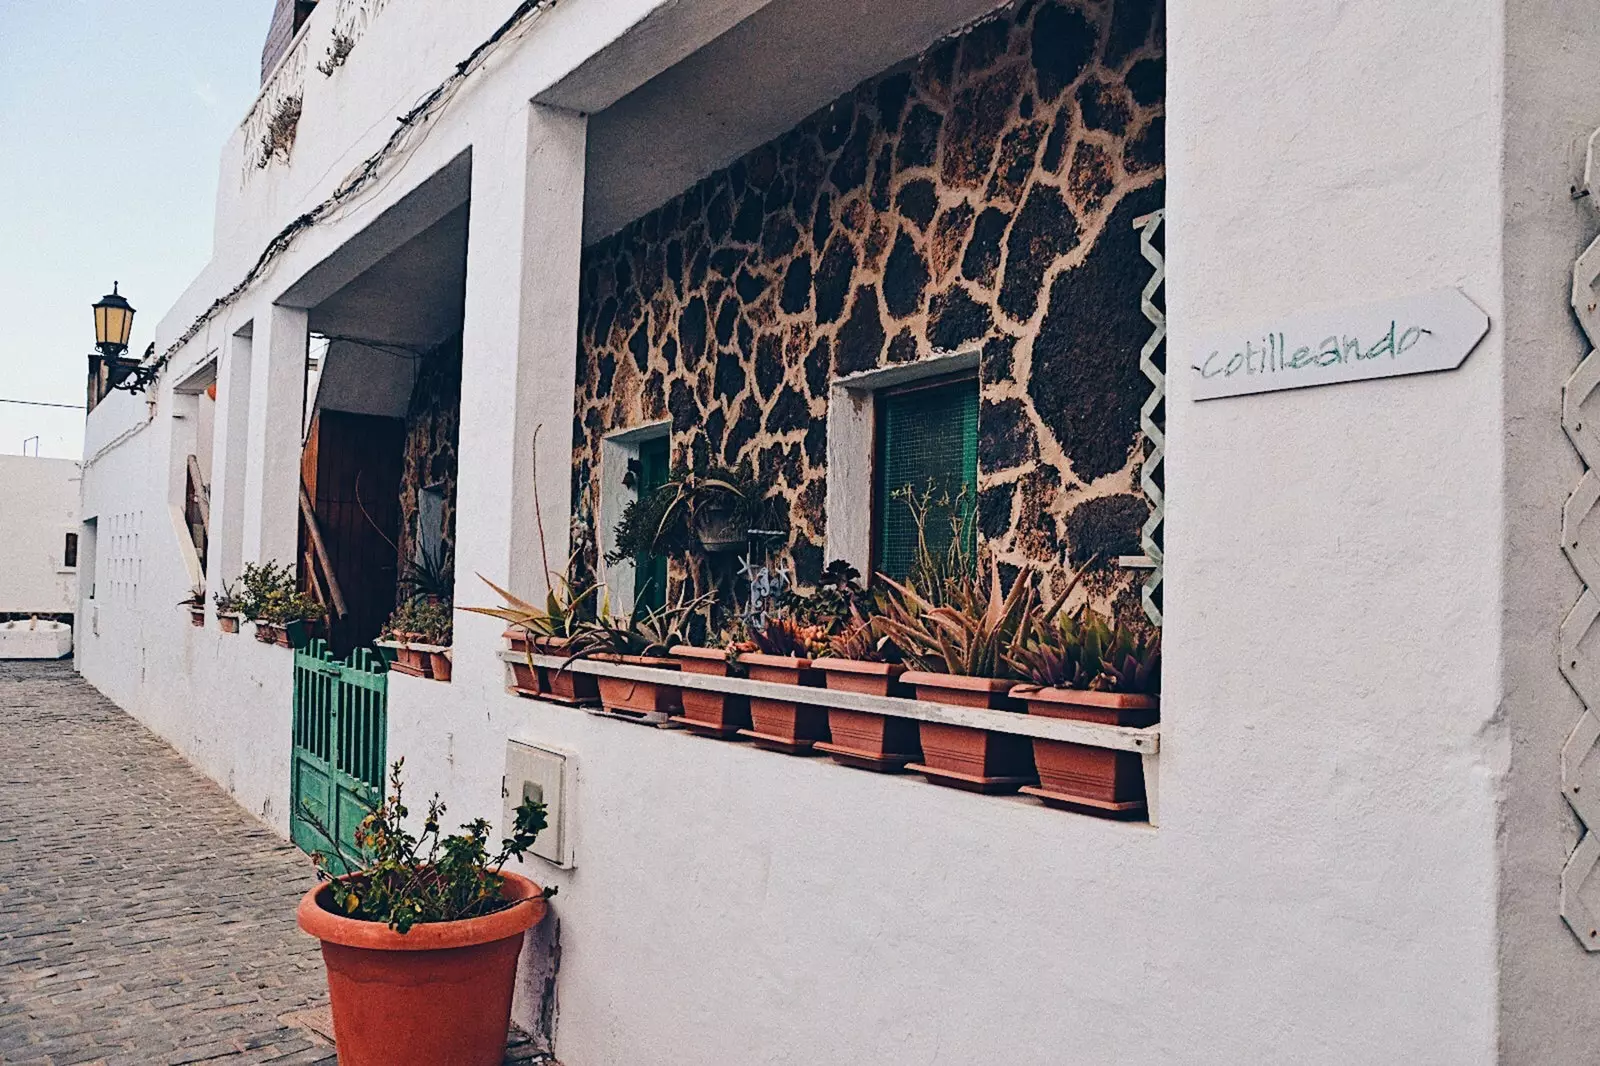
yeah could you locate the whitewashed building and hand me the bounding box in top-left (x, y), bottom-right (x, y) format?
top-left (0, 454), bottom-right (80, 619)
top-left (74, 0), bottom-right (1600, 1061)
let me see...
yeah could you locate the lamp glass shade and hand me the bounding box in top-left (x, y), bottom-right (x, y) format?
top-left (92, 286), bottom-right (135, 354)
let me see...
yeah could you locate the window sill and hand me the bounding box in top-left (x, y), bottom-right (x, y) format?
top-left (498, 650), bottom-right (1162, 824)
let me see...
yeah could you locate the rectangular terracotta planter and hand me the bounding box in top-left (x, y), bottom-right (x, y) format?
top-left (812, 659), bottom-right (919, 771)
top-left (254, 622), bottom-right (281, 645)
top-left (217, 613), bottom-right (241, 634)
top-left (429, 650), bottom-right (453, 683)
top-left (669, 646), bottom-right (750, 737)
top-left (737, 654), bottom-right (828, 753)
top-left (1012, 685), bottom-right (1157, 814)
top-left (188, 608), bottom-right (205, 628)
top-left (594, 655), bottom-right (682, 721)
top-left (901, 672), bottom-right (1034, 793)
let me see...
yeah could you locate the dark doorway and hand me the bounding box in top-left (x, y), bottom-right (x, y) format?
top-left (301, 411), bottom-right (406, 656)
top-left (634, 435), bottom-right (670, 613)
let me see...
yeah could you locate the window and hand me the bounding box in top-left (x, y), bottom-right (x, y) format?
top-left (874, 376), bottom-right (978, 582)
top-left (62, 532), bottom-right (78, 570)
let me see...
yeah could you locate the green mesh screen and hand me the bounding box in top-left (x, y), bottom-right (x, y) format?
top-left (875, 378), bottom-right (979, 582)
top-left (634, 436), bottom-right (670, 612)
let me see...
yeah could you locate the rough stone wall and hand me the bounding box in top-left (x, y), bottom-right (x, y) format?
top-left (396, 337), bottom-right (461, 598)
top-left (571, 0), bottom-right (1164, 606)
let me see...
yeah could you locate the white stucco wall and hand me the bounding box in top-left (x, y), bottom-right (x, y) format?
top-left (0, 454), bottom-right (81, 616)
top-left (72, 0), bottom-right (1600, 1061)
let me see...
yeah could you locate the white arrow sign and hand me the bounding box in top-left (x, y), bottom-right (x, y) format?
top-left (1189, 288), bottom-right (1489, 401)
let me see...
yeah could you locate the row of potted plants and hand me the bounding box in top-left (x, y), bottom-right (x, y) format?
top-left (378, 596), bottom-right (454, 681)
top-left (179, 562), bottom-right (326, 646)
top-left (476, 554), bottom-right (1161, 816)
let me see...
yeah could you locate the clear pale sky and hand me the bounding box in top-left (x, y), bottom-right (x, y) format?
top-left (0, 2), bottom-right (271, 459)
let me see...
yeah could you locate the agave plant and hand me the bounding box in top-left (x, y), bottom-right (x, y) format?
top-left (463, 558), bottom-right (599, 644)
top-left (874, 558), bottom-right (1037, 678)
top-left (564, 590), bottom-right (713, 660)
top-left (1009, 608), bottom-right (1161, 694)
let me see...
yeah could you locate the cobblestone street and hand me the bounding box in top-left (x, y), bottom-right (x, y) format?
top-left (0, 661), bottom-right (544, 1065)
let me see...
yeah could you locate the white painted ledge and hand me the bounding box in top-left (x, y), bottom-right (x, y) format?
top-left (497, 650), bottom-right (1160, 754)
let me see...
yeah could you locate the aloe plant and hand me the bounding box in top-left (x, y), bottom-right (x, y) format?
top-left (874, 558), bottom-right (1037, 678)
top-left (822, 608), bottom-right (899, 663)
top-left (564, 589), bottom-right (713, 660)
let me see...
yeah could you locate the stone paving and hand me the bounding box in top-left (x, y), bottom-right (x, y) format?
top-left (0, 661), bottom-right (547, 1065)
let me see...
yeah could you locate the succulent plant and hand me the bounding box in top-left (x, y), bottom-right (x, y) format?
top-left (822, 608), bottom-right (899, 663)
top-left (1009, 608), bottom-right (1160, 694)
top-left (733, 612), bottom-right (829, 659)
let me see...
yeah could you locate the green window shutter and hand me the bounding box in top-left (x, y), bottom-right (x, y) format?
top-left (634, 436), bottom-right (670, 613)
top-left (874, 377), bottom-right (979, 582)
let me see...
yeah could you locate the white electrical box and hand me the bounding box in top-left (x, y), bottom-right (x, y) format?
top-left (504, 740), bottom-right (573, 869)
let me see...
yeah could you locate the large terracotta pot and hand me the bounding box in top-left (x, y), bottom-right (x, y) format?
top-left (812, 659), bottom-right (919, 771)
top-left (296, 870), bottom-right (547, 1066)
top-left (669, 646), bottom-right (750, 737)
top-left (594, 654), bottom-right (681, 719)
top-left (736, 653), bottom-right (828, 753)
top-left (901, 672), bottom-right (1034, 793)
top-left (1013, 685), bottom-right (1158, 814)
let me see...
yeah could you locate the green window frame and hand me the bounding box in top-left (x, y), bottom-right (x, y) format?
top-left (633, 435), bottom-right (671, 613)
top-left (873, 375), bottom-right (979, 583)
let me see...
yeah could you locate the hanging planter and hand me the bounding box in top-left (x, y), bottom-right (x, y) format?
top-left (812, 658), bottom-right (919, 771)
top-left (670, 645), bottom-right (750, 737)
top-left (692, 505), bottom-right (745, 554)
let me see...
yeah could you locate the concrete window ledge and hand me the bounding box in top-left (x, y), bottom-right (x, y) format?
top-left (498, 649), bottom-right (1163, 824)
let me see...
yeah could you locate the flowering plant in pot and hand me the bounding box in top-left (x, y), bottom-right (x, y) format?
top-left (212, 579), bottom-right (245, 633)
top-left (179, 584), bottom-right (206, 627)
top-left (466, 568), bottom-right (599, 704)
top-left (729, 613), bottom-right (831, 753)
top-left (297, 759), bottom-right (555, 1066)
top-left (1009, 610), bottom-right (1160, 814)
top-left (562, 592), bottom-right (707, 721)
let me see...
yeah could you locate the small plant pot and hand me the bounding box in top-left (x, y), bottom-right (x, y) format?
top-left (812, 659), bottom-right (918, 771)
top-left (296, 870), bottom-right (548, 1066)
top-left (670, 645), bottom-right (750, 737)
top-left (901, 672), bottom-right (1034, 793)
top-left (275, 624), bottom-right (296, 649)
top-left (693, 507), bottom-right (745, 553)
top-left (254, 622), bottom-right (280, 644)
top-left (218, 613), bottom-right (241, 634)
top-left (1013, 685), bottom-right (1158, 816)
top-left (188, 607), bottom-right (205, 628)
top-left (429, 650), bottom-right (453, 683)
top-left (594, 655), bottom-right (682, 721)
top-left (736, 654), bottom-right (828, 754)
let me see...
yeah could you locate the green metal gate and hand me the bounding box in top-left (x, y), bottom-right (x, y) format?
top-left (291, 640), bottom-right (388, 871)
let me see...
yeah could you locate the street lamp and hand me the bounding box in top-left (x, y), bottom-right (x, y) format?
top-left (89, 283), bottom-right (157, 394)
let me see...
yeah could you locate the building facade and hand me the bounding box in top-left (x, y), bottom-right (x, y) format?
top-left (73, 0), bottom-right (1600, 1061)
top-left (0, 455), bottom-right (80, 619)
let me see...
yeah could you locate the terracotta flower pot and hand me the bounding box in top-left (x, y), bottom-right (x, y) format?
top-left (254, 622), bottom-right (278, 644)
top-left (296, 870), bottom-right (548, 1066)
top-left (188, 607), bottom-right (205, 628)
top-left (274, 625), bottom-right (295, 649)
top-left (218, 613), bottom-right (241, 634)
top-left (530, 636), bottom-right (600, 705)
top-left (1013, 685), bottom-right (1158, 815)
top-left (594, 655), bottom-right (681, 720)
top-left (901, 672), bottom-right (1034, 793)
top-left (812, 659), bottom-right (919, 771)
top-left (430, 651), bottom-right (453, 683)
top-left (669, 645), bottom-right (750, 737)
top-left (736, 654), bottom-right (828, 753)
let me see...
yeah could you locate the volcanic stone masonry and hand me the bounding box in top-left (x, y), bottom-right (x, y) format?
top-left (570, 0), bottom-right (1164, 611)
